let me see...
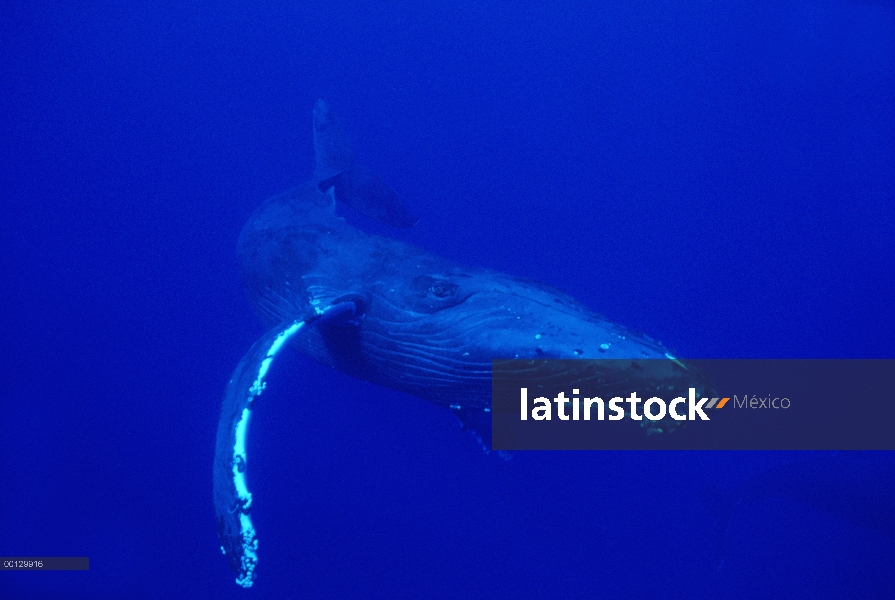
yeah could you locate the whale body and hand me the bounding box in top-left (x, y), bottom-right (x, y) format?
top-left (213, 100), bottom-right (704, 587)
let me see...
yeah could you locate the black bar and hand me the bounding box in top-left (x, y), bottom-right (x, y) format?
top-left (1, 557), bottom-right (89, 571)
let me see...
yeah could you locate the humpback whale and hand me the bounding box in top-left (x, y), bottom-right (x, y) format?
top-left (213, 100), bottom-right (706, 587)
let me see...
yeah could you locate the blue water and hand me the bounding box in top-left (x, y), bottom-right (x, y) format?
top-left (2, 1), bottom-right (893, 598)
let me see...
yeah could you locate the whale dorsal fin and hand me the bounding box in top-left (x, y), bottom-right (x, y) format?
top-left (312, 99), bottom-right (418, 228)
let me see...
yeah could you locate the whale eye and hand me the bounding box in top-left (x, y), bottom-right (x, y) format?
top-left (429, 281), bottom-right (456, 298)
top-left (410, 275), bottom-right (468, 312)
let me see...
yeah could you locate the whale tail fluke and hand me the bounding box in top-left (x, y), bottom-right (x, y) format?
top-left (313, 99), bottom-right (418, 228)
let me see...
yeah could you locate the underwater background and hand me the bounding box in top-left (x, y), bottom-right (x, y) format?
top-left (2, 1), bottom-right (894, 598)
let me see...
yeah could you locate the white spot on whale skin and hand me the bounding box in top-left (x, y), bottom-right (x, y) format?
top-left (599, 343), bottom-right (610, 352)
top-left (534, 333), bottom-right (542, 340)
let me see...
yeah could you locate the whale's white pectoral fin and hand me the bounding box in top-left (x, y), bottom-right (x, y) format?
top-left (213, 300), bottom-right (362, 588)
top-left (213, 319), bottom-right (306, 588)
